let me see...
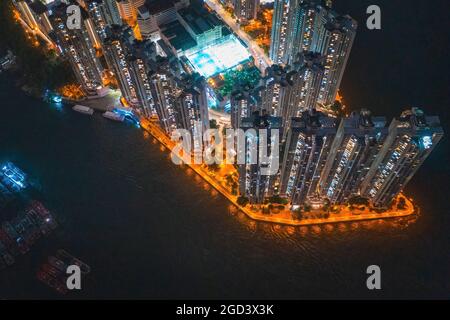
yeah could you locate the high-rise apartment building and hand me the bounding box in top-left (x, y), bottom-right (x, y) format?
top-left (16, 0), bottom-right (54, 39)
top-left (84, 0), bottom-right (110, 44)
top-left (15, 0), bottom-right (40, 31)
top-left (127, 40), bottom-right (159, 117)
top-left (269, 0), bottom-right (356, 107)
top-left (280, 107), bottom-right (442, 209)
top-left (49, 3), bottom-right (104, 94)
top-left (258, 64), bottom-right (290, 117)
top-left (174, 73), bottom-right (210, 139)
top-left (279, 51), bottom-right (324, 137)
top-left (360, 108), bottom-right (443, 207)
top-left (103, 26), bottom-right (138, 103)
top-left (116, 0), bottom-right (136, 22)
top-left (148, 55), bottom-right (184, 135)
top-left (279, 108), bottom-right (337, 205)
top-left (284, 0), bottom-right (327, 65)
top-left (103, 0), bottom-right (123, 25)
top-left (230, 81), bottom-right (259, 129)
top-left (316, 14), bottom-right (357, 106)
top-left (81, 0), bottom-right (111, 53)
top-left (137, 5), bottom-right (159, 40)
top-left (269, 0), bottom-right (292, 64)
top-left (233, 0), bottom-right (259, 21)
top-left (238, 112), bottom-right (282, 204)
top-left (131, 0), bottom-right (146, 12)
top-left (318, 109), bottom-right (388, 204)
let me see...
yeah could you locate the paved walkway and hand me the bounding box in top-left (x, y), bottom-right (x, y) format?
top-left (140, 118), bottom-right (417, 226)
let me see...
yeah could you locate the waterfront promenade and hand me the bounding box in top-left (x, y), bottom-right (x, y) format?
top-left (139, 118), bottom-right (417, 227)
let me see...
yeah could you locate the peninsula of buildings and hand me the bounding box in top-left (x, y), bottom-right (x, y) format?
top-left (9, 0), bottom-right (443, 225)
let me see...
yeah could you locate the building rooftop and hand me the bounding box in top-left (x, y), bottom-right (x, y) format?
top-left (344, 109), bottom-right (387, 129)
top-left (290, 110), bottom-right (337, 133)
top-left (398, 108), bottom-right (443, 131)
top-left (184, 35), bottom-right (251, 77)
top-left (241, 113), bottom-right (283, 129)
top-left (160, 20), bottom-right (197, 51)
top-left (325, 14), bottom-right (358, 33)
top-left (29, 1), bottom-right (48, 15)
top-left (146, 0), bottom-right (177, 15)
top-left (177, 5), bottom-right (222, 35)
top-left (137, 5), bottom-right (149, 16)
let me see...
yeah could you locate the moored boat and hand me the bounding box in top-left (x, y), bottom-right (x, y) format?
top-left (72, 105), bottom-right (94, 115)
top-left (103, 111), bottom-right (125, 122)
top-left (56, 249), bottom-right (91, 274)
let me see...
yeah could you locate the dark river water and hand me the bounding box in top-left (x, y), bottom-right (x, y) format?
top-left (0, 0), bottom-right (449, 299)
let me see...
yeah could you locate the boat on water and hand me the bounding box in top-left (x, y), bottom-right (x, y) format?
top-left (103, 111), bottom-right (125, 122)
top-left (0, 165), bottom-right (58, 269)
top-left (28, 200), bottom-right (58, 232)
top-left (0, 162), bottom-right (28, 190)
top-left (43, 90), bottom-right (62, 104)
top-left (72, 105), bottom-right (94, 115)
top-left (36, 270), bottom-right (68, 295)
top-left (42, 263), bottom-right (61, 278)
top-left (56, 249), bottom-right (91, 274)
top-left (48, 256), bottom-right (67, 272)
top-left (113, 107), bottom-right (141, 127)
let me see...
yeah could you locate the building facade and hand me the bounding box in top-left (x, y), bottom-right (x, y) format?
top-left (230, 81), bottom-right (259, 129)
top-left (137, 5), bottom-right (159, 40)
top-left (127, 40), bottom-right (160, 117)
top-left (103, 26), bottom-right (138, 103)
top-left (269, 0), bottom-right (291, 64)
top-left (49, 3), bottom-right (104, 94)
top-left (116, 0), bottom-right (136, 22)
top-left (279, 51), bottom-right (324, 138)
top-left (269, 0), bottom-right (356, 108)
top-left (233, 0), bottom-right (259, 21)
top-left (238, 112), bottom-right (282, 204)
top-left (174, 73), bottom-right (210, 140)
top-left (360, 108), bottom-right (443, 207)
top-left (148, 57), bottom-right (182, 134)
top-left (318, 109), bottom-right (388, 204)
top-left (284, 0), bottom-right (327, 65)
top-left (84, 0), bottom-right (110, 47)
top-left (279, 109), bottom-right (337, 205)
top-left (258, 64), bottom-right (290, 118)
top-left (103, 0), bottom-right (123, 25)
top-left (316, 14), bottom-right (357, 106)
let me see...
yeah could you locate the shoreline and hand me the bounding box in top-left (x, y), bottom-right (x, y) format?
top-left (27, 85), bottom-right (417, 228)
top-left (138, 117), bottom-right (418, 227)
top-left (61, 93), bottom-right (120, 112)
